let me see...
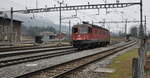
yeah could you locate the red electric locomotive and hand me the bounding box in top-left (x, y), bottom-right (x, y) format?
top-left (72, 22), bottom-right (110, 49)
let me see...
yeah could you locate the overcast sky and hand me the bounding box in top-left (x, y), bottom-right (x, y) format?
top-left (0, 0), bottom-right (150, 33)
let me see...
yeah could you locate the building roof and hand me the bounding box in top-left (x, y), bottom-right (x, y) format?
top-left (0, 16), bottom-right (22, 23)
top-left (40, 31), bottom-right (55, 35)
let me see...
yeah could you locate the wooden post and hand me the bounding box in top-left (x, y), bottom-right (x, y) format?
top-left (132, 57), bottom-right (145, 78)
top-left (132, 58), bottom-right (138, 78)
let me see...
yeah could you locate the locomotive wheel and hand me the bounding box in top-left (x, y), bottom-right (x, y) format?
top-left (99, 42), bottom-right (103, 47)
top-left (89, 43), bottom-right (94, 49)
top-left (103, 42), bottom-right (107, 47)
top-left (101, 42), bottom-right (106, 47)
top-left (98, 42), bottom-right (101, 47)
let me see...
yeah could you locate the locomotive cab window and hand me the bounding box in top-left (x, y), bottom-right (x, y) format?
top-left (73, 28), bottom-right (78, 33)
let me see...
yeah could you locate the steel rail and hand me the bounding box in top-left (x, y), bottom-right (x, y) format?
top-left (0, 46), bottom-right (73, 58)
top-left (0, 44), bottom-right (71, 52)
top-left (0, 41), bottom-right (119, 58)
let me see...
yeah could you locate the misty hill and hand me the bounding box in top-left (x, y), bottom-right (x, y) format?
top-left (0, 12), bottom-right (69, 33)
top-left (15, 14), bottom-right (69, 32)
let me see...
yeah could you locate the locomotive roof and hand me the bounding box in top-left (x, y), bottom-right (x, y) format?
top-left (73, 24), bottom-right (109, 31)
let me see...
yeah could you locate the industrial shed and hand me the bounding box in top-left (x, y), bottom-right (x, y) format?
top-left (0, 16), bottom-right (22, 42)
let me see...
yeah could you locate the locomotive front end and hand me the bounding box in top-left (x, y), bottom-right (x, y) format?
top-left (72, 24), bottom-right (92, 48)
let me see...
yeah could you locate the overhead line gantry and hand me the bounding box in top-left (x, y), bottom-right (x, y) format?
top-left (13, 2), bottom-right (140, 13)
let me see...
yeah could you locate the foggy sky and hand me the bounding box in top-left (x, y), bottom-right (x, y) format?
top-left (0, 0), bottom-right (150, 32)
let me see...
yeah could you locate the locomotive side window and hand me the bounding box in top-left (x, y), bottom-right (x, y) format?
top-left (95, 30), bottom-right (97, 34)
top-left (73, 28), bottom-right (78, 33)
top-left (88, 27), bottom-right (92, 33)
top-left (103, 31), bottom-right (105, 35)
top-left (98, 30), bottom-right (101, 34)
top-left (80, 27), bottom-right (89, 34)
top-left (103, 30), bottom-right (105, 34)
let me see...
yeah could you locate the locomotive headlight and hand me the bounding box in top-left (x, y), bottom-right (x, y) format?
top-left (76, 35), bottom-right (82, 40)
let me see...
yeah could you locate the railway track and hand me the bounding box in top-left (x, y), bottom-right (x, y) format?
top-left (0, 44), bottom-right (71, 52)
top-left (0, 47), bottom-right (78, 68)
top-left (0, 46), bottom-right (73, 58)
top-left (0, 40), bottom-right (118, 52)
top-left (16, 41), bottom-right (136, 78)
top-left (0, 41), bottom-right (119, 68)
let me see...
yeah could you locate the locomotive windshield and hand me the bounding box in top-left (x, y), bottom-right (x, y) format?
top-left (73, 28), bottom-right (78, 33)
top-left (73, 26), bottom-right (92, 34)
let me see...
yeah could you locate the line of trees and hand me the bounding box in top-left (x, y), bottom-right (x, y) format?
top-left (130, 26), bottom-right (138, 37)
top-left (129, 26), bottom-right (150, 39)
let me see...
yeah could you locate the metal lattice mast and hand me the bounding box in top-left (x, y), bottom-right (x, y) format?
top-left (138, 0), bottom-right (145, 77)
top-left (57, 1), bottom-right (64, 44)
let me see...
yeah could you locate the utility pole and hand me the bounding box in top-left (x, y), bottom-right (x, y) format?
top-left (116, 0), bottom-right (120, 3)
top-left (34, 0), bottom-right (38, 19)
top-left (103, 0), bottom-right (108, 14)
top-left (139, 0), bottom-right (144, 40)
top-left (69, 20), bottom-right (71, 40)
top-left (10, 7), bottom-right (13, 45)
top-left (125, 19), bottom-right (127, 40)
top-left (62, 20), bottom-right (71, 40)
top-left (103, 19), bottom-right (105, 28)
top-left (137, 0), bottom-right (145, 78)
top-left (144, 16), bottom-right (146, 36)
top-left (58, 1), bottom-right (64, 45)
top-left (36, 0), bottom-right (38, 9)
